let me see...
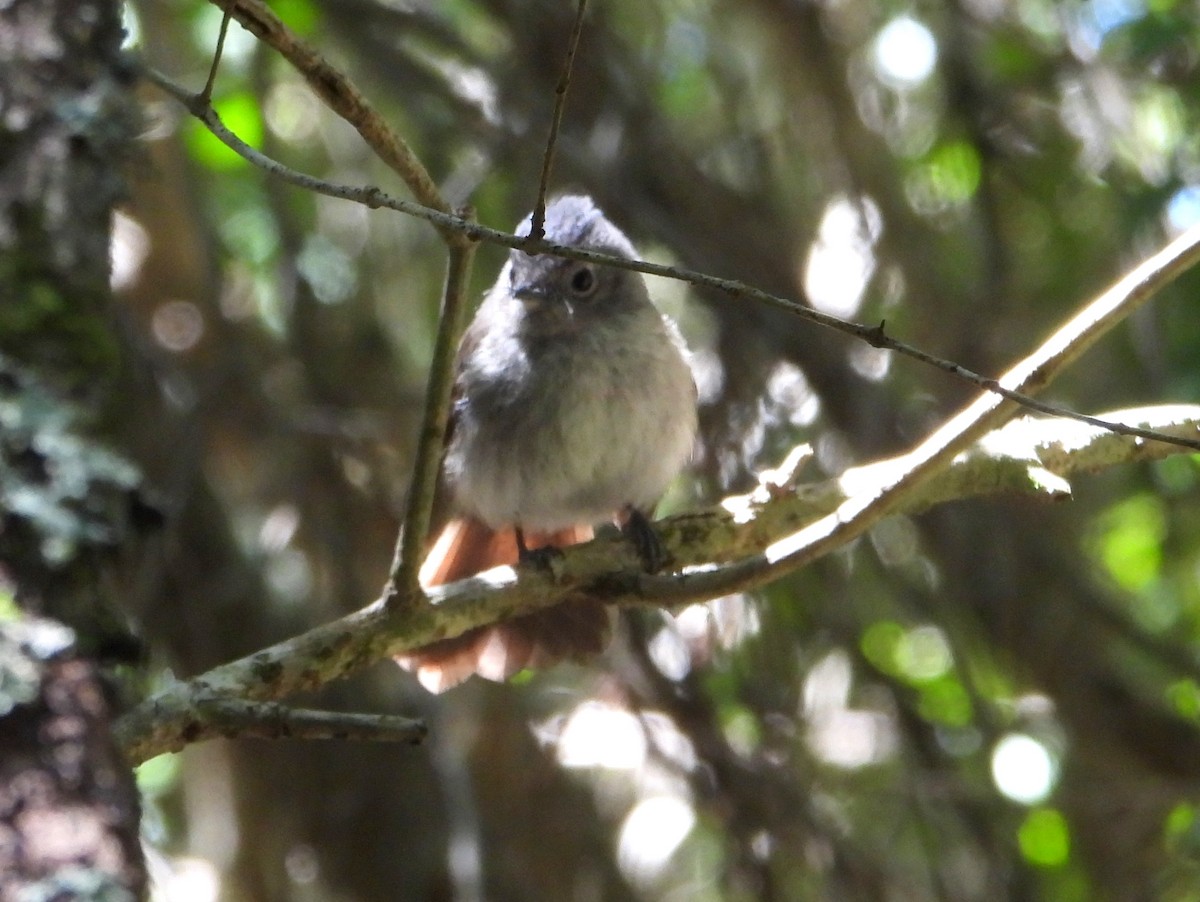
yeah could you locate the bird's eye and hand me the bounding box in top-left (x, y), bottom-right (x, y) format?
top-left (568, 264), bottom-right (598, 297)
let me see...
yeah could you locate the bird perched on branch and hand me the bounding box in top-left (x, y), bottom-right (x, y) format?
top-left (397, 195), bottom-right (697, 693)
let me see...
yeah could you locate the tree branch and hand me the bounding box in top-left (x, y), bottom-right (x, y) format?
top-left (204, 0), bottom-right (449, 216)
top-left (139, 61), bottom-right (1200, 454)
top-left (632, 220), bottom-right (1200, 603)
top-left (139, 699), bottom-right (426, 753)
top-left (389, 230), bottom-right (478, 596)
top-left (115, 405), bottom-right (1200, 764)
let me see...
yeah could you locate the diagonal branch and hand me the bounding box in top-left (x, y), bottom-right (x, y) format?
top-left (204, 0), bottom-right (449, 216)
top-left (115, 404), bottom-right (1200, 764)
top-left (633, 224), bottom-right (1200, 602)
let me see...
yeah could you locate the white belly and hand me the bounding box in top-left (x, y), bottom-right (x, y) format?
top-left (446, 314), bottom-right (696, 530)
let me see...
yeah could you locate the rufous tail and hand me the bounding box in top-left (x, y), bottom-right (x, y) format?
top-left (395, 518), bottom-right (609, 693)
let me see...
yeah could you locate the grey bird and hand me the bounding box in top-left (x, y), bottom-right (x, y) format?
top-left (397, 195), bottom-right (697, 693)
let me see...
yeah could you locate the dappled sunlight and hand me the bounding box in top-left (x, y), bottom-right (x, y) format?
top-left (873, 16), bottom-right (938, 88)
top-left (149, 856), bottom-right (220, 902)
top-left (548, 700), bottom-right (696, 776)
top-left (992, 733), bottom-right (1059, 805)
top-left (803, 195), bottom-right (881, 319)
top-left (536, 698), bottom-right (702, 885)
top-left (110, 211), bottom-right (149, 292)
top-left (803, 650), bottom-right (897, 769)
top-left (151, 300), bottom-right (205, 353)
top-left (675, 594), bottom-right (761, 656)
top-left (617, 796), bottom-right (697, 886)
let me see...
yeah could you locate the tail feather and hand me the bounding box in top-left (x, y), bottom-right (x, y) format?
top-left (396, 518), bottom-right (610, 693)
top-left (416, 518), bottom-right (520, 587)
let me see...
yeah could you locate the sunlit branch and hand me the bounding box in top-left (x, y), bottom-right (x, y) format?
top-left (630, 213), bottom-right (1200, 600)
top-left (115, 405), bottom-right (1200, 763)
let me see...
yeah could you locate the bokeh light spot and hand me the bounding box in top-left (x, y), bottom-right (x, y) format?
top-left (992, 733), bottom-right (1057, 804)
top-left (152, 300), bottom-right (205, 353)
top-left (874, 17), bottom-right (938, 86)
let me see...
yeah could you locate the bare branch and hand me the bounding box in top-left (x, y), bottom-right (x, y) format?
top-left (136, 699), bottom-right (426, 755)
top-left (204, 0), bottom-right (449, 216)
top-left (530, 0), bottom-right (589, 239)
top-left (200, 8), bottom-right (232, 103)
top-left (116, 405), bottom-right (1200, 764)
top-left (632, 223), bottom-right (1200, 603)
top-left (862, 321), bottom-right (1197, 450)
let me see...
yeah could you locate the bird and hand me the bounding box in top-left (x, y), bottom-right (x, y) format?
top-left (396, 195), bottom-right (697, 693)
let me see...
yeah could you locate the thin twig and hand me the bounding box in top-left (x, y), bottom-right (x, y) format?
top-left (140, 62), bottom-right (1200, 454)
top-left (389, 230), bottom-right (478, 599)
top-left (201, 8), bottom-right (233, 102)
top-left (530, 0), bottom-right (589, 239)
top-left (204, 0), bottom-right (449, 216)
top-left (860, 321), bottom-right (1184, 443)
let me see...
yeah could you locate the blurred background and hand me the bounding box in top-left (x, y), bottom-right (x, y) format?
top-left (114, 0), bottom-right (1200, 899)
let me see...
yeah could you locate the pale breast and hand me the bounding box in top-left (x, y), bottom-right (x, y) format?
top-left (447, 310), bottom-right (696, 531)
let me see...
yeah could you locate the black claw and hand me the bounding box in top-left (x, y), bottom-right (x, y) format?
top-left (623, 507), bottom-right (666, 573)
top-left (515, 527), bottom-right (563, 570)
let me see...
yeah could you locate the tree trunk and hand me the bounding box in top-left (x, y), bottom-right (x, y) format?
top-left (0, 0), bottom-right (146, 896)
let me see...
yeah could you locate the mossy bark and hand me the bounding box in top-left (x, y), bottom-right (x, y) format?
top-left (0, 1), bottom-right (147, 897)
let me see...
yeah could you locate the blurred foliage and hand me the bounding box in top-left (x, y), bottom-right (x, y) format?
top-left (106, 0), bottom-right (1200, 899)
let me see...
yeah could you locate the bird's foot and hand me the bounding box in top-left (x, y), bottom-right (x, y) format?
top-left (622, 507), bottom-right (666, 573)
top-left (515, 527), bottom-right (565, 570)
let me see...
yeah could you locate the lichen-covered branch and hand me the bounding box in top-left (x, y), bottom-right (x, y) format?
top-left (140, 699), bottom-right (426, 753)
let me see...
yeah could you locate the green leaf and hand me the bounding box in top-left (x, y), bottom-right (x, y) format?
top-left (917, 676), bottom-right (974, 727)
top-left (185, 91), bottom-right (265, 171)
top-left (1094, 494), bottom-right (1166, 591)
top-left (1019, 807), bottom-right (1071, 868)
top-left (271, 0), bottom-right (321, 35)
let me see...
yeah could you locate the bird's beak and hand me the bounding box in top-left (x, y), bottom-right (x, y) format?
top-left (513, 283), bottom-right (547, 311)
top-left (513, 285), bottom-right (575, 322)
